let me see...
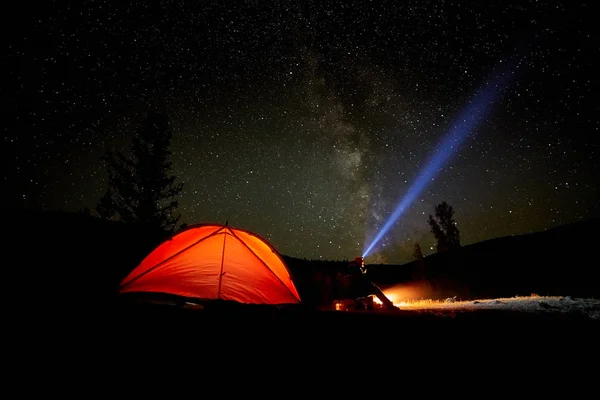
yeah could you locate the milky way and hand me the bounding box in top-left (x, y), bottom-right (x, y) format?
top-left (3, 1), bottom-right (598, 263)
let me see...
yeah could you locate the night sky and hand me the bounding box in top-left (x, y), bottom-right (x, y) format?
top-left (3, 1), bottom-right (598, 264)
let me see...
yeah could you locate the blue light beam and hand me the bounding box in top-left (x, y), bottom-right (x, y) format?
top-left (362, 67), bottom-right (514, 258)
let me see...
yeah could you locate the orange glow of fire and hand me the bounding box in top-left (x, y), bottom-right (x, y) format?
top-left (373, 282), bottom-right (434, 308)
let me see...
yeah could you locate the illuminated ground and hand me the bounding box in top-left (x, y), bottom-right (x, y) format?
top-left (376, 294), bottom-right (600, 319)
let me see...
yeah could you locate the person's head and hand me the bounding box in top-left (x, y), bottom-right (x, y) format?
top-left (354, 257), bottom-right (364, 267)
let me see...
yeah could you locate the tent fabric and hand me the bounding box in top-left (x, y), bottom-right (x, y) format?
top-left (119, 224), bottom-right (301, 304)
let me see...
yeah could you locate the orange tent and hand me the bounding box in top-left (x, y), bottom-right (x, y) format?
top-left (119, 224), bottom-right (301, 304)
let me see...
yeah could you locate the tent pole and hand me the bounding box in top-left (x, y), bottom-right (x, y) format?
top-left (217, 229), bottom-right (228, 299)
top-left (228, 228), bottom-right (300, 301)
top-left (120, 225), bottom-right (226, 290)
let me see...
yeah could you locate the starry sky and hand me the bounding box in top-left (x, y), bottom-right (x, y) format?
top-left (3, 1), bottom-right (599, 264)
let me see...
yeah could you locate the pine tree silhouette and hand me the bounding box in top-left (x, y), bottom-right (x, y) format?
top-left (412, 242), bottom-right (426, 281)
top-left (96, 188), bottom-right (115, 220)
top-left (428, 201), bottom-right (460, 252)
top-left (97, 112), bottom-right (184, 233)
top-left (412, 242), bottom-right (424, 260)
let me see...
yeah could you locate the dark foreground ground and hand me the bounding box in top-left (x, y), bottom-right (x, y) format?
top-left (16, 301), bottom-right (597, 388)
top-left (100, 302), bottom-right (599, 362)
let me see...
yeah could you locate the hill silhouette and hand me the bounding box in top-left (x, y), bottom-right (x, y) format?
top-left (7, 209), bottom-right (599, 309)
top-left (7, 209), bottom-right (165, 309)
top-left (365, 217), bottom-right (600, 300)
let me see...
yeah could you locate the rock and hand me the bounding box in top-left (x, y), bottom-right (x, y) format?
top-left (444, 296), bottom-right (457, 303)
top-left (539, 301), bottom-right (557, 309)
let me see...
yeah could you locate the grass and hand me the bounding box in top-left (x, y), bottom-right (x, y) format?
top-left (374, 294), bottom-right (600, 320)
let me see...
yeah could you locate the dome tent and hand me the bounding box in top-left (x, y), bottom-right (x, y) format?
top-left (120, 224), bottom-right (301, 305)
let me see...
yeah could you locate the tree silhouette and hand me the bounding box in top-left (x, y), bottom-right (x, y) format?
top-left (96, 188), bottom-right (115, 220)
top-left (412, 242), bottom-right (426, 281)
top-left (428, 201), bottom-right (460, 252)
top-left (412, 242), bottom-right (424, 260)
top-left (96, 112), bottom-right (184, 233)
